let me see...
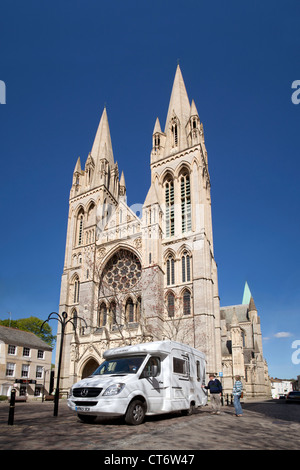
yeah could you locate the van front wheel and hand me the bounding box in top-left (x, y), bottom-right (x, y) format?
top-left (125, 399), bottom-right (146, 425)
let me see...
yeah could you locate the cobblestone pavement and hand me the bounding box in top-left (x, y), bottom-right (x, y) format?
top-left (0, 399), bottom-right (299, 451)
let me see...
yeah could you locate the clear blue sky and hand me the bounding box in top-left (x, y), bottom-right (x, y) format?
top-left (1, 1), bottom-right (299, 379)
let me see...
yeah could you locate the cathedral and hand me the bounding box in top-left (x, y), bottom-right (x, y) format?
top-left (56, 65), bottom-right (270, 398)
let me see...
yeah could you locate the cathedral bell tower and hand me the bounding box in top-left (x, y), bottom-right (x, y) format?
top-left (57, 105), bottom-right (126, 390)
top-left (144, 65), bottom-right (222, 374)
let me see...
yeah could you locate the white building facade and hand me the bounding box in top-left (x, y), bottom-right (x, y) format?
top-left (0, 326), bottom-right (52, 399)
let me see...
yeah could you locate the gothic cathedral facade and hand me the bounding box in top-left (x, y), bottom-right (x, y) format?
top-left (56, 66), bottom-right (270, 397)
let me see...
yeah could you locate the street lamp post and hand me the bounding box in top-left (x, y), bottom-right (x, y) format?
top-left (41, 311), bottom-right (87, 417)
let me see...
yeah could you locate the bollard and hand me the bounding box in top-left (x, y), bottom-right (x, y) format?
top-left (8, 388), bottom-right (16, 425)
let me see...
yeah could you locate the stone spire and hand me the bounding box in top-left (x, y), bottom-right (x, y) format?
top-left (90, 106), bottom-right (114, 166)
top-left (153, 117), bottom-right (162, 134)
top-left (190, 98), bottom-right (199, 118)
top-left (74, 156), bottom-right (82, 174)
top-left (249, 296), bottom-right (258, 323)
top-left (164, 64), bottom-right (191, 154)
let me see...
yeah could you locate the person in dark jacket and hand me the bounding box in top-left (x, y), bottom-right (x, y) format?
top-left (202, 375), bottom-right (223, 414)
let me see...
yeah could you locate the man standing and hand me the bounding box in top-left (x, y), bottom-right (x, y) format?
top-left (202, 374), bottom-right (223, 414)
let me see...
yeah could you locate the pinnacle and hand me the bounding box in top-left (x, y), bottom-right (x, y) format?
top-left (90, 107), bottom-right (114, 165)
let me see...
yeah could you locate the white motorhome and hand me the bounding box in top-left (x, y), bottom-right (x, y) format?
top-left (68, 340), bottom-right (207, 425)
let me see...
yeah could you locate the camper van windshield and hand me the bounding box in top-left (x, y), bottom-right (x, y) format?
top-left (92, 355), bottom-right (146, 376)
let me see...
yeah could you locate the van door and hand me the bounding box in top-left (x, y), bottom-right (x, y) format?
top-left (139, 356), bottom-right (165, 413)
top-left (171, 350), bottom-right (191, 410)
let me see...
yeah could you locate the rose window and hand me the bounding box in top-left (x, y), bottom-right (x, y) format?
top-left (101, 249), bottom-right (141, 291)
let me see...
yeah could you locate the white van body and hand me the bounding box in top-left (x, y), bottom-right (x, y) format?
top-left (68, 340), bottom-right (207, 424)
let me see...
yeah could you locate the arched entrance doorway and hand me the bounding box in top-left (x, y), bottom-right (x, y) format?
top-left (81, 358), bottom-right (99, 379)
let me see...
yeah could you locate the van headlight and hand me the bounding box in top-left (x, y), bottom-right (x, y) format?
top-left (69, 386), bottom-right (73, 397)
top-left (103, 383), bottom-right (125, 396)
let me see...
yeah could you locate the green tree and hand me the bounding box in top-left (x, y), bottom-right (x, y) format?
top-left (0, 316), bottom-right (56, 347)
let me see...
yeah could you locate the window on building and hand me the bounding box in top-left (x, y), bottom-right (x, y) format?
top-left (21, 364), bottom-right (29, 378)
top-left (37, 350), bottom-right (44, 359)
top-left (165, 178), bottom-right (174, 237)
top-left (8, 345), bottom-right (16, 355)
top-left (181, 173), bottom-right (191, 232)
top-left (183, 290), bottom-right (191, 316)
top-left (182, 251), bottom-right (191, 282)
top-left (110, 301), bottom-right (117, 325)
top-left (126, 298), bottom-right (134, 323)
top-left (98, 302), bottom-right (107, 327)
top-left (72, 309), bottom-right (78, 329)
top-left (166, 255), bottom-right (175, 286)
top-left (78, 215), bottom-right (83, 245)
top-left (172, 122), bottom-right (178, 147)
top-left (76, 208), bottom-right (84, 246)
top-left (74, 277), bottom-right (80, 303)
top-left (167, 292), bottom-right (175, 318)
top-left (23, 347), bottom-right (30, 357)
top-left (6, 363), bottom-right (15, 376)
top-left (36, 366), bottom-right (44, 379)
top-left (101, 249), bottom-right (142, 293)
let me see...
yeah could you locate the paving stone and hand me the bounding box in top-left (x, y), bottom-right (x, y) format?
top-left (0, 399), bottom-right (299, 451)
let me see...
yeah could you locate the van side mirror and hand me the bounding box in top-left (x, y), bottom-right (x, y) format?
top-left (141, 364), bottom-right (158, 378)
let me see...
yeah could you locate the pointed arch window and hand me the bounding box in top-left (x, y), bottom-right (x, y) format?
top-left (183, 290), bottom-right (191, 316)
top-left (166, 254), bottom-right (175, 286)
top-left (126, 297), bottom-right (134, 323)
top-left (72, 309), bottom-right (78, 329)
top-left (74, 277), bottom-right (80, 303)
top-left (165, 178), bottom-right (174, 237)
top-left (171, 122), bottom-right (178, 147)
top-left (76, 208), bottom-right (84, 246)
top-left (110, 301), bottom-right (117, 325)
top-left (98, 302), bottom-right (107, 327)
top-left (182, 251), bottom-right (191, 283)
top-left (87, 202), bottom-right (95, 224)
top-left (167, 292), bottom-right (175, 318)
top-left (181, 173), bottom-right (191, 232)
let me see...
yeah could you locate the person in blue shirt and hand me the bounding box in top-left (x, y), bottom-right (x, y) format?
top-left (202, 374), bottom-right (223, 414)
top-left (232, 375), bottom-right (243, 416)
